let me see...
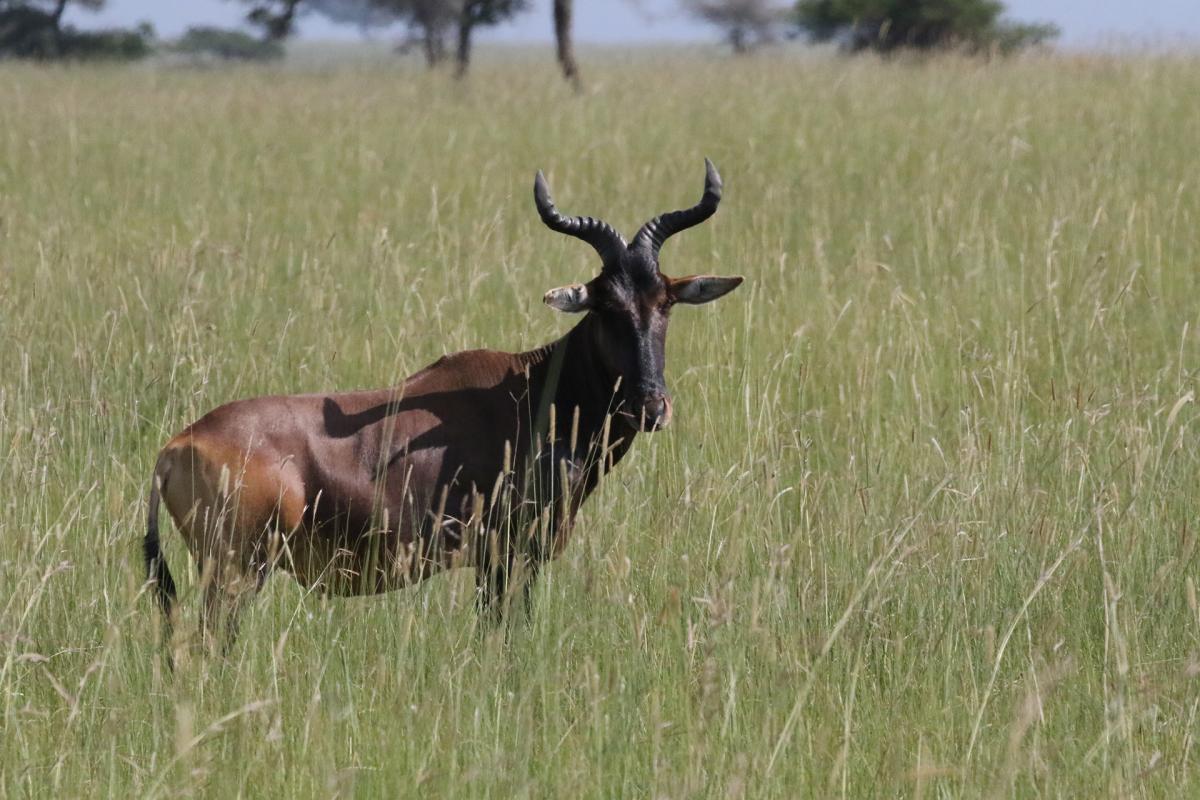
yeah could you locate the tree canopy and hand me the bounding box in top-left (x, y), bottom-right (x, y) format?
top-left (172, 25), bottom-right (284, 61)
top-left (0, 0), bottom-right (152, 59)
top-left (795, 0), bottom-right (1059, 54)
top-left (234, 0), bottom-right (528, 74)
top-left (238, 0), bottom-right (303, 41)
top-left (684, 0), bottom-right (789, 54)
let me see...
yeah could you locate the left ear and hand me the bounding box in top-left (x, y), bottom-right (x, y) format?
top-left (669, 275), bottom-right (744, 305)
top-left (544, 283), bottom-right (593, 313)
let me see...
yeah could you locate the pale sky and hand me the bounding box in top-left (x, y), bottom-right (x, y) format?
top-left (67, 0), bottom-right (1200, 47)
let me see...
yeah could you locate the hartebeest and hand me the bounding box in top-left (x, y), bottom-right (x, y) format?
top-left (144, 160), bottom-right (742, 648)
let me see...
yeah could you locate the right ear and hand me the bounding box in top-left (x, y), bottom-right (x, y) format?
top-left (544, 283), bottom-right (592, 313)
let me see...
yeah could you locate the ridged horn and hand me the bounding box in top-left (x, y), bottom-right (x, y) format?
top-left (534, 171), bottom-right (626, 268)
top-left (631, 158), bottom-right (722, 260)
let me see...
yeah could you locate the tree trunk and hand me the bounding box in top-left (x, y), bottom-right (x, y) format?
top-left (423, 26), bottom-right (446, 68)
top-left (50, 0), bottom-right (69, 26)
top-left (730, 26), bottom-right (747, 55)
top-left (258, 0), bottom-right (302, 42)
top-left (455, 11), bottom-right (472, 79)
top-left (47, 0), bottom-right (69, 54)
top-left (553, 0), bottom-right (581, 92)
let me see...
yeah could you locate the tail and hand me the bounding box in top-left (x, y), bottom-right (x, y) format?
top-left (144, 467), bottom-right (177, 620)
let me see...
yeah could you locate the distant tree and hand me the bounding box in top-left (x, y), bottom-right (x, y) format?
top-left (794, 0), bottom-right (1058, 54)
top-left (684, 0), bottom-right (788, 54)
top-left (307, 0), bottom-right (400, 34)
top-left (235, 0), bottom-right (451, 67)
top-left (2, 0), bottom-right (101, 26)
top-left (0, 0), bottom-right (152, 59)
top-left (234, 0), bottom-right (529, 74)
top-left (384, 0), bottom-right (456, 67)
top-left (553, 0), bottom-right (579, 89)
top-left (239, 0), bottom-right (304, 41)
top-left (173, 25), bottom-right (284, 61)
top-left (365, 0), bottom-right (527, 74)
top-left (454, 0), bottom-right (527, 77)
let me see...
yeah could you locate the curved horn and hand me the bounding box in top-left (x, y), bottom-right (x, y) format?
top-left (631, 158), bottom-right (723, 259)
top-left (534, 171), bottom-right (626, 268)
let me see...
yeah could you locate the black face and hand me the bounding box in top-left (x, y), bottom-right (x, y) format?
top-left (585, 265), bottom-right (675, 432)
top-left (535, 159), bottom-right (742, 433)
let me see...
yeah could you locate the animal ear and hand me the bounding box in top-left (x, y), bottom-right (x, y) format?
top-left (670, 275), bottom-right (744, 305)
top-left (543, 283), bottom-right (593, 313)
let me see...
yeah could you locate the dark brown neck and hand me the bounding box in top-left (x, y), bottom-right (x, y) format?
top-left (522, 315), bottom-right (636, 477)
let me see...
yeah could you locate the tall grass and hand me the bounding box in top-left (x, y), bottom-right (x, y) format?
top-left (2, 52), bottom-right (1199, 796)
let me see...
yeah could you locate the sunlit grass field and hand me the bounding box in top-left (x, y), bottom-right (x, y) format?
top-left (2, 51), bottom-right (1200, 797)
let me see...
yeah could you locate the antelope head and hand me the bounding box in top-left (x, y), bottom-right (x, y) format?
top-left (536, 159), bottom-right (743, 432)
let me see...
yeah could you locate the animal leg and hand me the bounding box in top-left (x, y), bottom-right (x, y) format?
top-left (198, 546), bottom-right (268, 656)
top-left (161, 440), bottom-right (300, 656)
top-left (476, 554), bottom-right (511, 622)
top-left (519, 558), bottom-right (542, 617)
top-left (476, 544), bottom-right (543, 622)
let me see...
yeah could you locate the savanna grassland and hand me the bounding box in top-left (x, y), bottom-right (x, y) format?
top-left (2, 51), bottom-right (1200, 797)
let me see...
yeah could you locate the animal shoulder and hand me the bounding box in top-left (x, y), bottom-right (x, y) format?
top-left (405, 348), bottom-right (524, 392)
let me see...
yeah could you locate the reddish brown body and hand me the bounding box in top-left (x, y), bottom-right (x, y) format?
top-left (150, 326), bottom-right (630, 638)
top-left (144, 160), bottom-right (742, 649)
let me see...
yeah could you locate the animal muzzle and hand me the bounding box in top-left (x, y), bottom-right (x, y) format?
top-left (635, 392), bottom-right (672, 432)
